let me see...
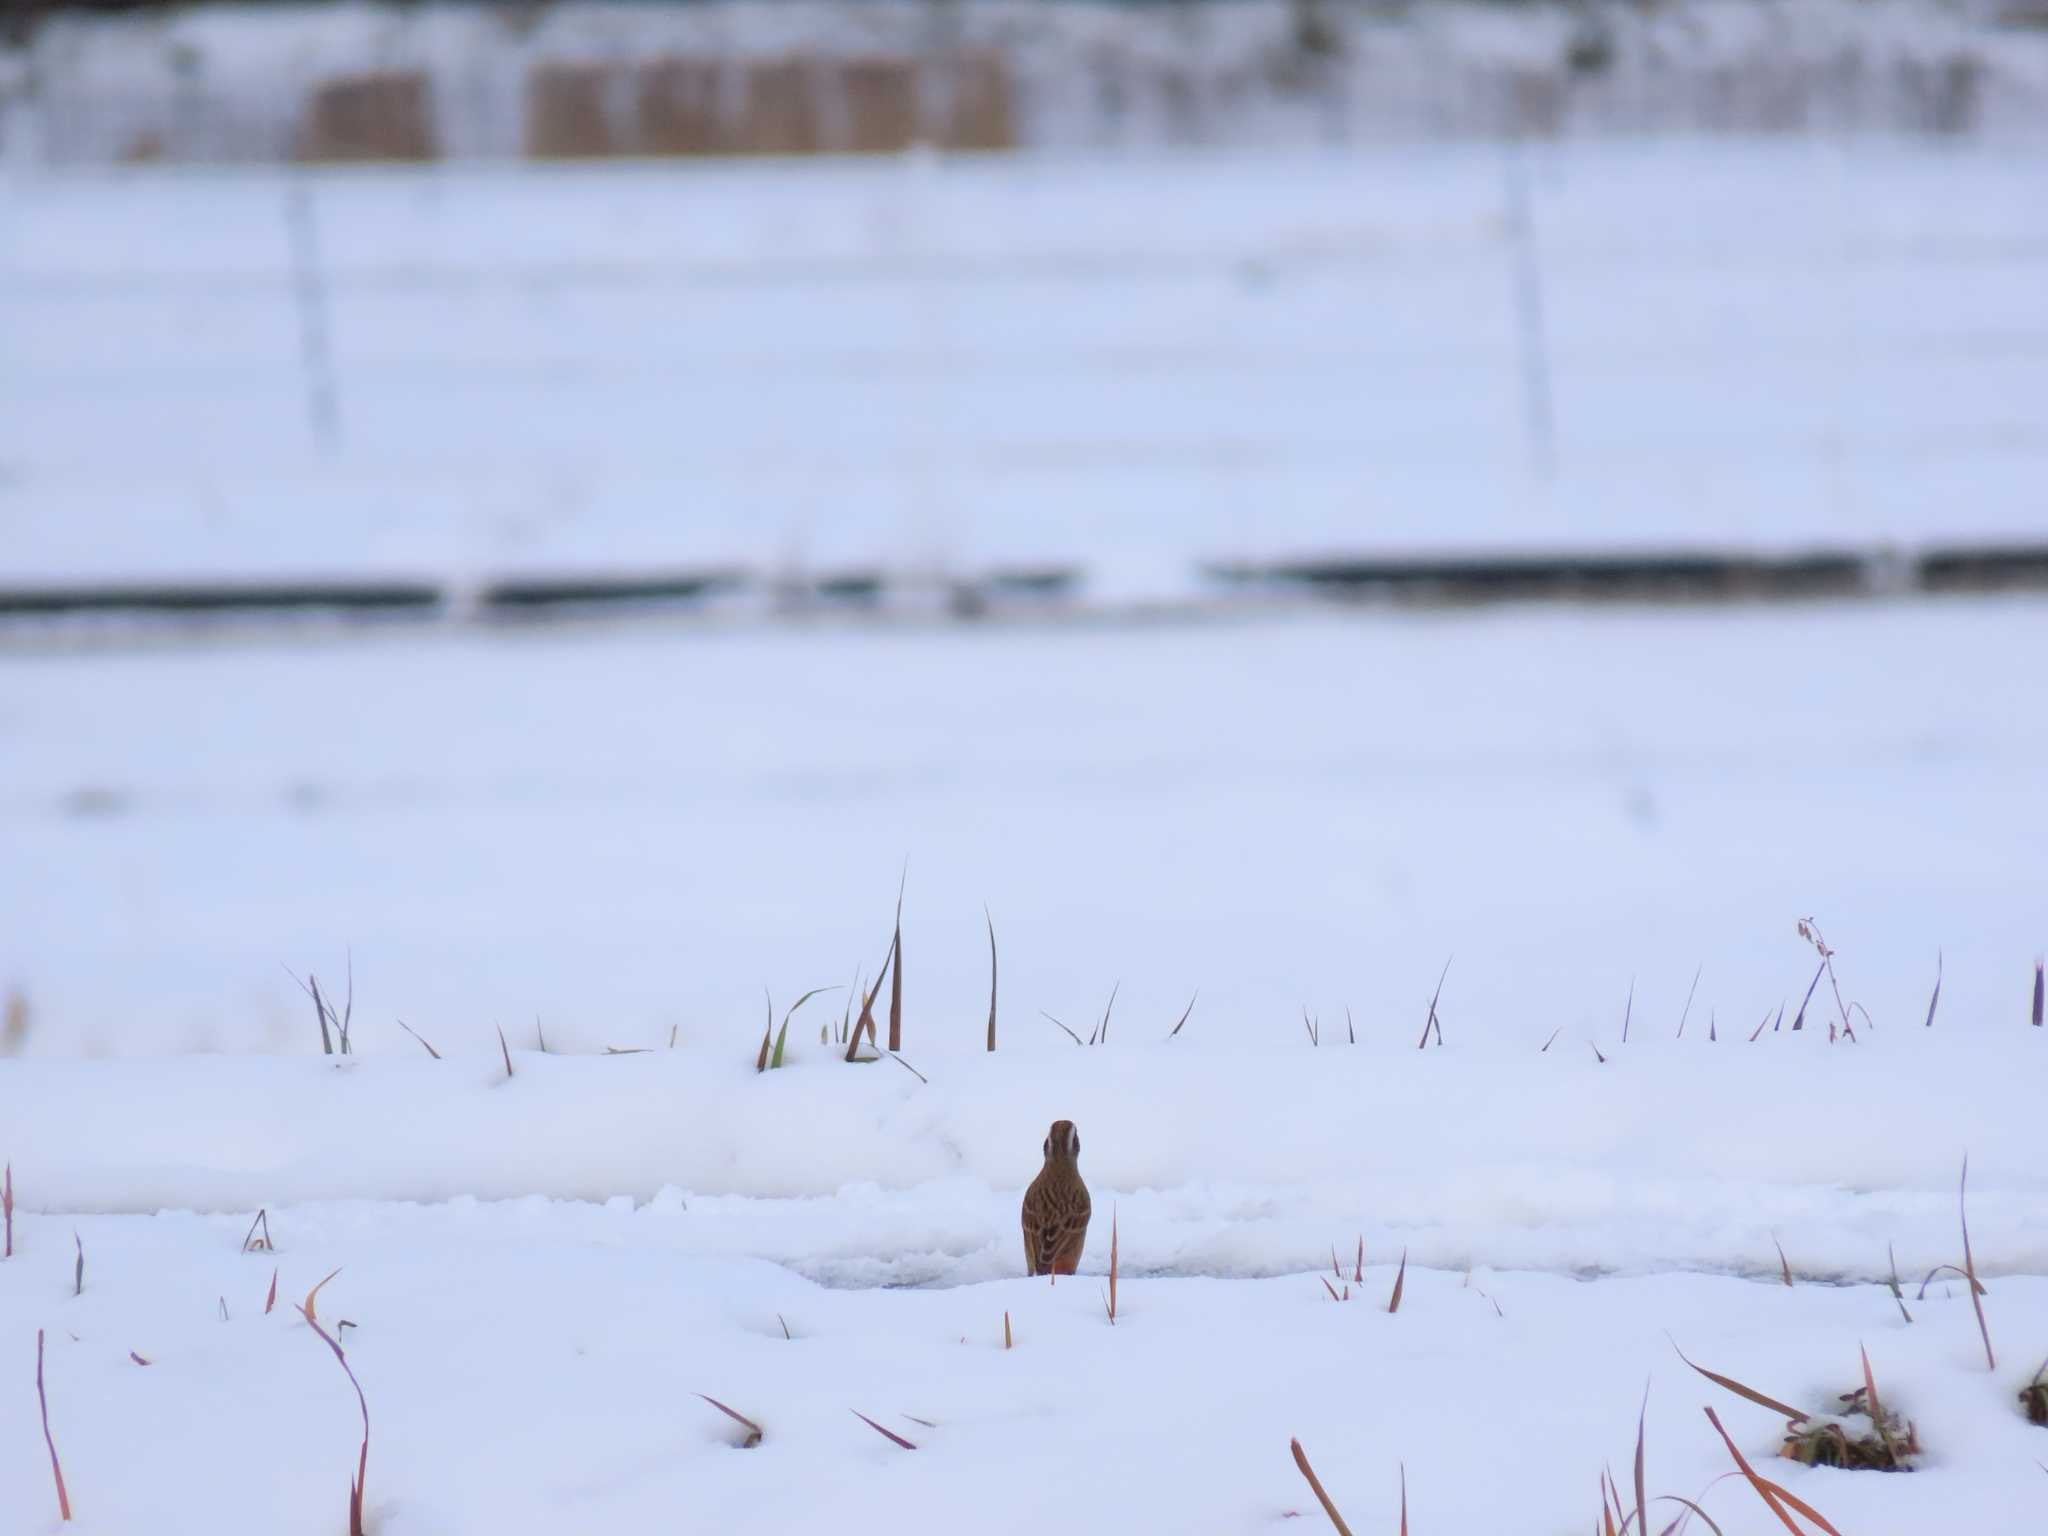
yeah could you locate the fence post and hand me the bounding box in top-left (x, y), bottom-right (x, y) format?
top-left (282, 176), bottom-right (342, 450)
top-left (1501, 137), bottom-right (1556, 480)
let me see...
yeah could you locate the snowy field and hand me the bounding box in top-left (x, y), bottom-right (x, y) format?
top-left (5, 595), bottom-right (2048, 1529)
top-left (5, 138), bottom-right (2048, 598)
top-left (7, 120), bottom-right (2048, 1534)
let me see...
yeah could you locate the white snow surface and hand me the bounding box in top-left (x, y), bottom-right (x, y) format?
top-left (3, 598), bottom-right (2046, 1531)
top-left (1, 1211), bottom-right (2042, 1534)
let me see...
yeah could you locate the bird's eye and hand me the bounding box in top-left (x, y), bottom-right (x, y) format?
top-left (1070, 1130), bottom-right (1081, 1157)
top-left (1042, 1138), bottom-right (1050, 1156)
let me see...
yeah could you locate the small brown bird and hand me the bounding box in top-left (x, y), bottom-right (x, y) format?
top-left (1021, 1119), bottom-right (1091, 1277)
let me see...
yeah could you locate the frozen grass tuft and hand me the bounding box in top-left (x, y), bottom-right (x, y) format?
top-left (2020, 1359), bottom-right (2048, 1426)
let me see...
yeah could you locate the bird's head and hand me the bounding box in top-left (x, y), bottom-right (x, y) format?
top-left (1042, 1119), bottom-right (1081, 1165)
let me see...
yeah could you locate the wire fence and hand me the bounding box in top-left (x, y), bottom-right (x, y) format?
top-left (2, 136), bottom-right (2045, 617)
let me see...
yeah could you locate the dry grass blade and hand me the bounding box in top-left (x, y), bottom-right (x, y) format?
top-left (1097, 980), bottom-right (1118, 1045)
top-left (771, 985), bottom-right (834, 1070)
top-left (129, 1351), bottom-right (149, 1366)
top-left (1354, 1236), bottom-right (1364, 1285)
top-left (1859, 1344), bottom-right (1897, 1465)
top-left (985, 906), bottom-right (998, 1052)
top-left (1398, 1461), bottom-right (1408, 1536)
top-left (1591, 1041), bottom-right (1607, 1064)
top-left (1676, 965), bottom-right (1703, 1040)
top-left (1913, 1262), bottom-right (1987, 1300)
top-left (1387, 1248), bottom-right (1407, 1314)
top-left (755, 988), bottom-right (773, 1072)
top-left (1670, 1339), bottom-right (1806, 1421)
top-left (302, 1297), bottom-right (369, 1536)
top-left (1041, 1011), bottom-right (1082, 1047)
top-left (1788, 961), bottom-right (1824, 1033)
top-left (1346, 1006), bottom-right (1355, 1045)
top-left (72, 1231), bottom-right (83, 1296)
top-left (265, 1267), bottom-right (279, 1315)
top-left (496, 1024), bottom-right (514, 1078)
top-left (394, 1018), bottom-right (441, 1059)
top-left (1321, 1276), bottom-right (1342, 1302)
top-left (1167, 989), bottom-right (1199, 1039)
top-left (1303, 1007), bottom-right (1319, 1047)
top-left (36, 1329), bottom-right (72, 1521)
top-left (1886, 1243), bottom-right (1912, 1324)
top-left (241, 1208), bottom-right (274, 1254)
top-left (695, 1393), bottom-right (763, 1447)
top-left (1749, 1010), bottom-right (1773, 1043)
top-left (1417, 957), bottom-right (1450, 1048)
top-left (1655, 1495), bottom-right (1729, 1536)
top-left (308, 970), bottom-right (334, 1055)
top-left (887, 1051), bottom-right (928, 1085)
top-left (3, 1161), bottom-right (12, 1259)
top-left (2034, 958), bottom-right (2044, 1028)
top-left (1288, 1438), bottom-right (1356, 1536)
top-left (1633, 1384), bottom-right (1650, 1536)
top-left (1922, 951), bottom-right (1942, 1028)
top-left (1003, 1310), bottom-right (1012, 1350)
top-left (1773, 1236), bottom-right (1793, 1287)
top-left (1960, 1155), bottom-right (1995, 1369)
top-left (1622, 975), bottom-right (1635, 1043)
top-left (1703, 1417), bottom-right (1818, 1531)
top-left (886, 870), bottom-right (905, 1054)
top-left (1105, 1207), bottom-right (1119, 1324)
top-left (1540, 1026), bottom-right (1561, 1052)
top-left (851, 1409), bottom-right (917, 1450)
top-left (302, 1267), bottom-right (343, 1327)
top-left (847, 934), bottom-right (896, 1062)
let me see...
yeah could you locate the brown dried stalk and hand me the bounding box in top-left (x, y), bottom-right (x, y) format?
top-left (395, 1018), bottom-right (442, 1058)
top-left (886, 871), bottom-right (905, 1054)
top-left (851, 1409), bottom-right (917, 1450)
top-left (36, 1329), bottom-right (72, 1521)
top-left (1104, 1208), bottom-right (1119, 1324)
top-left (985, 906), bottom-right (998, 1052)
top-left (301, 1299), bottom-right (369, 1536)
top-left (1960, 1156), bottom-right (1994, 1369)
top-left (1289, 1438), bottom-right (1356, 1536)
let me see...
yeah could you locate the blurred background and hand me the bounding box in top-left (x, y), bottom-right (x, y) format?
top-left (2, 0), bottom-right (2044, 1059)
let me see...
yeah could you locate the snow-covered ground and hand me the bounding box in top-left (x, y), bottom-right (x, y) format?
top-left (6, 599), bottom-right (2045, 1060)
top-left (2, 1200), bottom-right (2044, 1534)
top-left (5, 139), bottom-right (2047, 599)
top-left (5, 595), bottom-right (2046, 1530)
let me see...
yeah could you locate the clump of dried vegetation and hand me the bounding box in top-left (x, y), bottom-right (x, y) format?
top-left (2020, 1359), bottom-right (2048, 1427)
top-left (1679, 1341), bottom-right (1919, 1474)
